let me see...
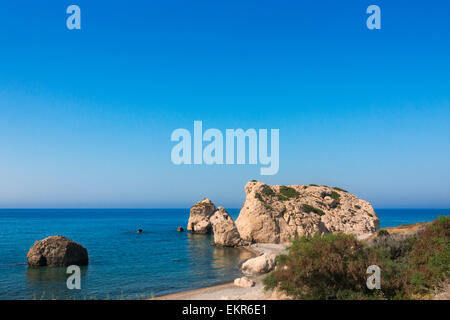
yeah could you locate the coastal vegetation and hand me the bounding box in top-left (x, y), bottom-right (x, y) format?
top-left (263, 216), bottom-right (450, 299)
top-left (330, 191), bottom-right (340, 202)
top-left (301, 204), bottom-right (325, 216)
top-left (262, 185), bottom-right (275, 196)
top-left (255, 193), bottom-right (264, 202)
top-left (278, 186), bottom-right (300, 200)
top-left (377, 229), bottom-right (390, 237)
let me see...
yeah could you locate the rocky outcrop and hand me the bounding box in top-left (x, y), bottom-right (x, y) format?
top-left (241, 253), bottom-right (276, 274)
top-left (210, 207), bottom-right (242, 247)
top-left (235, 181), bottom-right (379, 243)
top-left (234, 277), bottom-right (255, 288)
top-left (27, 236), bottom-right (88, 267)
top-left (187, 198), bottom-right (216, 233)
top-left (187, 200), bottom-right (243, 246)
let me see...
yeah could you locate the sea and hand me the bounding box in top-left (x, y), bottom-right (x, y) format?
top-left (0, 208), bottom-right (448, 300)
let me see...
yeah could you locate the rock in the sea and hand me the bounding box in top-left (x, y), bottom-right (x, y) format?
top-left (235, 181), bottom-right (379, 243)
top-left (27, 236), bottom-right (88, 267)
top-left (241, 253), bottom-right (276, 274)
top-left (234, 277), bottom-right (255, 288)
top-left (187, 198), bottom-right (216, 233)
top-left (177, 226), bottom-right (184, 232)
top-left (210, 207), bottom-right (242, 247)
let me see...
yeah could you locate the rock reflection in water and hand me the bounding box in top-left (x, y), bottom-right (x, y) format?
top-left (212, 247), bottom-right (254, 269)
top-left (26, 266), bottom-right (88, 299)
top-left (186, 231), bottom-right (255, 285)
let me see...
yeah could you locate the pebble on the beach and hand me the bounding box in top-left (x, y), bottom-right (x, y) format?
top-left (233, 277), bottom-right (255, 288)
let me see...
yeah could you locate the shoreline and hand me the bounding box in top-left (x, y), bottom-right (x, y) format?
top-left (153, 223), bottom-right (431, 300)
top-left (152, 243), bottom-right (289, 300)
top-left (153, 274), bottom-right (269, 300)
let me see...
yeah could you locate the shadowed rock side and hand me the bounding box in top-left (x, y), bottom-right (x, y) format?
top-left (187, 198), bottom-right (216, 233)
top-left (235, 181), bottom-right (379, 243)
top-left (210, 207), bottom-right (242, 247)
top-left (27, 235), bottom-right (88, 267)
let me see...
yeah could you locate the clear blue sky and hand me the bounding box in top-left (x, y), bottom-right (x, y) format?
top-left (0, 1), bottom-right (449, 208)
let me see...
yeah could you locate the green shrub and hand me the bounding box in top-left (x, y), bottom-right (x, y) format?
top-left (377, 229), bottom-right (390, 237)
top-left (263, 234), bottom-right (407, 299)
top-left (255, 193), bottom-right (264, 202)
top-left (279, 186), bottom-right (300, 199)
top-left (264, 217), bottom-right (449, 300)
top-left (371, 233), bottom-right (413, 261)
top-left (308, 184), bottom-right (318, 187)
top-left (408, 216), bottom-right (450, 292)
top-left (262, 186), bottom-right (275, 196)
top-left (302, 204), bottom-right (325, 216)
top-left (330, 191), bottom-right (340, 202)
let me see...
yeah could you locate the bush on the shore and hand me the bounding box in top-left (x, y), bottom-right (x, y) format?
top-left (263, 216), bottom-right (450, 299)
top-left (408, 216), bottom-right (450, 293)
top-left (263, 234), bottom-right (408, 299)
top-left (371, 233), bottom-right (413, 260)
top-left (377, 229), bottom-right (390, 237)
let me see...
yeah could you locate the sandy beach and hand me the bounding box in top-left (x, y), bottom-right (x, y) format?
top-left (154, 274), bottom-right (270, 300)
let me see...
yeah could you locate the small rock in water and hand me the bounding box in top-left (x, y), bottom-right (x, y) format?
top-left (234, 277), bottom-right (255, 288)
top-left (177, 226), bottom-right (184, 232)
top-left (137, 229), bottom-right (143, 234)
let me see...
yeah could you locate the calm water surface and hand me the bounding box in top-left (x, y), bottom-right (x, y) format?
top-left (0, 208), bottom-right (448, 299)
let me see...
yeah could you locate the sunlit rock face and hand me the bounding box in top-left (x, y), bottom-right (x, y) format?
top-left (187, 198), bottom-right (217, 234)
top-left (235, 181), bottom-right (379, 244)
top-left (210, 207), bottom-right (242, 247)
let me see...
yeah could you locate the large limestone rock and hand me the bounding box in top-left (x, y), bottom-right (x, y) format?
top-left (210, 207), bottom-right (242, 247)
top-left (235, 181), bottom-right (379, 243)
top-left (187, 198), bottom-right (216, 233)
top-left (27, 236), bottom-right (88, 267)
top-left (241, 253), bottom-right (276, 274)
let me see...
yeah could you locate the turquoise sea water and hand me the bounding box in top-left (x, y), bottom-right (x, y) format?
top-left (0, 208), bottom-right (448, 300)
